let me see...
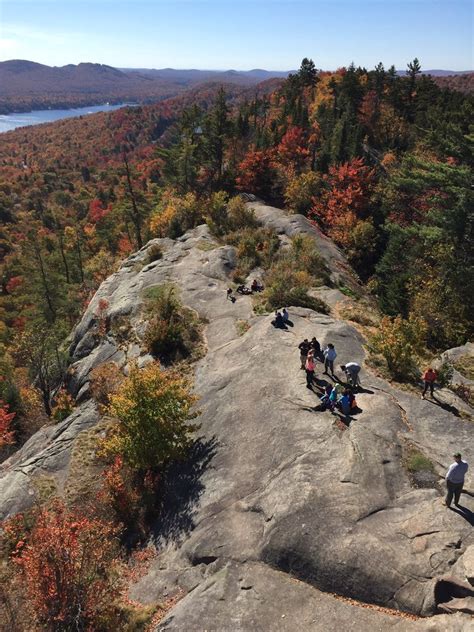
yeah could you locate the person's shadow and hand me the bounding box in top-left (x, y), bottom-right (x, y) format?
top-left (449, 503), bottom-right (474, 526)
top-left (426, 395), bottom-right (460, 417)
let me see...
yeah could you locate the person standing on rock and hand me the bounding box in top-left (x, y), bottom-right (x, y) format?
top-left (445, 452), bottom-right (468, 507)
top-left (421, 367), bottom-right (437, 399)
top-left (305, 349), bottom-right (316, 388)
top-left (299, 338), bottom-right (311, 370)
top-left (310, 337), bottom-right (322, 361)
top-left (323, 343), bottom-right (337, 375)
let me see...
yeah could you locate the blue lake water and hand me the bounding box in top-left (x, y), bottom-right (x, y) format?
top-left (0, 103), bottom-right (134, 133)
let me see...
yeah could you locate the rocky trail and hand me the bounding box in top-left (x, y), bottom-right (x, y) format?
top-left (0, 202), bottom-right (473, 630)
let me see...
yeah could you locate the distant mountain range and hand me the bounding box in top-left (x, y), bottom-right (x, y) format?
top-left (0, 60), bottom-right (471, 114)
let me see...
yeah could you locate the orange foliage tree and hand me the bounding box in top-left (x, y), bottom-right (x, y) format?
top-left (0, 400), bottom-right (15, 448)
top-left (235, 149), bottom-right (280, 201)
top-left (8, 500), bottom-right (122, 630)
top-left (309, 157), bottom-right (375, 247)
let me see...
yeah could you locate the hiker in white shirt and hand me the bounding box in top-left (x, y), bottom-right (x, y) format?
top-left (445, 452), bottom-right (469, 507)
top-left (341, 362), bottom-right (361, 387)
top-left (323, 344), bottom-right (337, 375)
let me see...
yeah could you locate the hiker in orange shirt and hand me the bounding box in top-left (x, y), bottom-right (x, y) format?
top-left (421, 367), bottom-right (437, 399)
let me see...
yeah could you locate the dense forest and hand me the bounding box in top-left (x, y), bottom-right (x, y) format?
top-left (0, 57), bottom-right (472, 443)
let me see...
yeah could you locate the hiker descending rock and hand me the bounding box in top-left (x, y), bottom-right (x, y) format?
top-left (445, 452), bottom-right (469, 507)
top-left (341, 362), bottom-right (361, 387)
top-left (226, 287), bottom-right (236, 303)
top-left (298, 338), bottom-right (311, 369)
top-left (323, 343), bottom-right (337, 375)
top-left (421, 367), bottom-right (437, 399)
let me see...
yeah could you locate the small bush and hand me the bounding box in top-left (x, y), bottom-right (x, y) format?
top-left (236, 320), bottom-right (251, 336)
top-left (142, 285), bottom-right (202, 363)
top-left (206, 192), bottom-right (258, 237)
top-left (406, 450), bottom-right (434, 473)
top-left (264, 267), bottom-right (329, 313)
top-left (146, 242), bottom-right (163, 263)
top-left (101, 362), bottom-right (199, 471)
top-left (260, 234), bottom-right (330, 313)
top-left (90, 362), bottom-right (125, 412)
top-left (51, 389), bottom-right (75, 422)
top-left (150, 191), bottom-right (202, 239)
top-left (225, 227), bottom-right (280, 282)
top-left (437, 360), bottom-right (454, 388)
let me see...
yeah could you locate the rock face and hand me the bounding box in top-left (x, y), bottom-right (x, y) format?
top-left (1, 203), bottom-right (473, 630)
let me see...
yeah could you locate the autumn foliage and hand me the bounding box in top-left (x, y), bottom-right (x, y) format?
top-left (0, 399), bottom-right (15, 448)
top-left (102, 362), bottom-right (199, 471)
top-left (310, 158), bottom-right (375, 247)
top-left (5, 500), bottom-right (122, 631)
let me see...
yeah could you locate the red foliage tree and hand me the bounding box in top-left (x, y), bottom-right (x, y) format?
top-left (10, 500), bottom-right (121, 630)
top-left (309, 158), bottom-right (375, 246)
top-left (88, 198), bottom-right (111, 223)
top-left (236, 149), bottom-right (279, 200)
top-left (0, 400), bottom-right (15, 448)
top-left (276, 126), bottom-right (310, 173)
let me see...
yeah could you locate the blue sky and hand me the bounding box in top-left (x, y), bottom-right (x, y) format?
top-left (0, 1), bottom-right (472, 70)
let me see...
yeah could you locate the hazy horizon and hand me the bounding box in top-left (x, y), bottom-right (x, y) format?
top-left (0, 0), bottom-right (472, 72)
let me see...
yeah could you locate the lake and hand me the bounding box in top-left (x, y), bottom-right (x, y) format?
top-left (0, 103), bottom-right (134, 133)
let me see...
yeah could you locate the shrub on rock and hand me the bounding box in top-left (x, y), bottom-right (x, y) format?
top-left (102, 362), bottom-right (199, 471)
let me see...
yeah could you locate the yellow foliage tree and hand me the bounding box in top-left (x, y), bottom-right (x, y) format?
top-left (369, 315), bottom-right (427, 380)
top-left (102, 362), bottom-right (199, 471)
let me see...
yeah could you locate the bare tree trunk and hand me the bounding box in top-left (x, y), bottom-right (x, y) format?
top-left (123, 153), bottom-right (143, 248)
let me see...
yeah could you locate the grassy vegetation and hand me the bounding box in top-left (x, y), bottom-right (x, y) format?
top-left (405, 447), bottom-right (434, 473)
top-left (453, 354), bottom-right (474, 381)
top-left (338, 301), bottom-right (379, 327)
top-left (236, 320), bottom-right (251, 336)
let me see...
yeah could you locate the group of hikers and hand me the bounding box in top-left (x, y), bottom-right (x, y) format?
top-left (298, 337), bottom-right (361, 416)
top-left (226, 279), bottom-right (264, 303)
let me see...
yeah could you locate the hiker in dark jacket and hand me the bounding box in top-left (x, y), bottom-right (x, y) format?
top-left (298, 338), bottom-right (311, 369)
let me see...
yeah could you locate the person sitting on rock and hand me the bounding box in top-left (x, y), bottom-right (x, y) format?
top-left (421, 367), bottom-right (437, 399)
top-left (251, 279), bottom-right (264, 293)
top-left (323, 343), bottom-right (337, 375)
top-left (329, 386), bottom-right (338, 407)
top-left (305, 349), bottom-right (316, 388)
top-left (282, 308), bottom-right (289, 322)
top-left (298, 338), bottom-right (311, 370)
top-left (236, 284), bottom-right (252, 295)
top-left (320, 384), bottom-right (334, 410)
top-left (338, 389), bottom-right (352, 415)
top-left (272, 311), bottom-right (286, 329)
top-left (341, 362), bottom-right (361, 387)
